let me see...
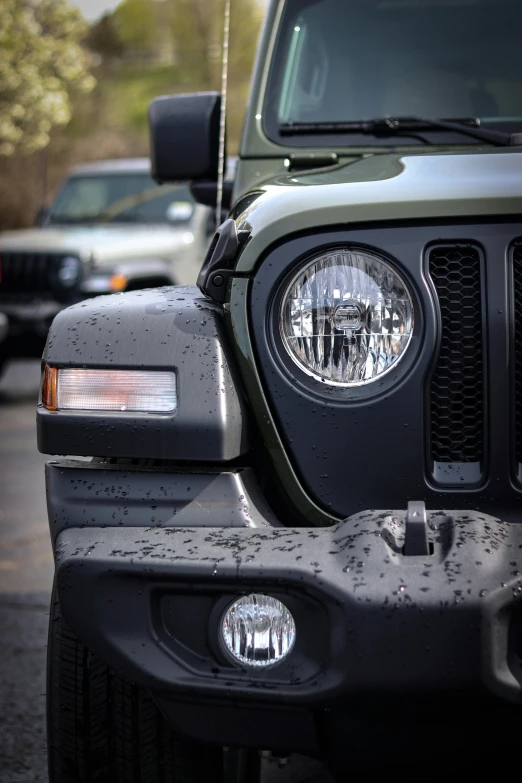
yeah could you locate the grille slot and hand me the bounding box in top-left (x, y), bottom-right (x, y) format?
top-left (428, 245), bottom-right (484, 481)
top-left (0, 252), bottom-right (63, 296)
top-left (513, 243), bottom-right (522, 464)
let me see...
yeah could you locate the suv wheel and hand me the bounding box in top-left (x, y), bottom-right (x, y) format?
top-left (47, 584), bottom-right (224, 783)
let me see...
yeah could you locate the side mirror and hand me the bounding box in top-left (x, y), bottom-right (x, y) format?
top-left (35, 206), bottom-right (49, 227)
top-left (149, 92), bottom-right (222, 184)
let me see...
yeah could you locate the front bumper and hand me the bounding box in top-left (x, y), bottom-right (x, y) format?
top-left (50, 462), bottom-right (522, 755)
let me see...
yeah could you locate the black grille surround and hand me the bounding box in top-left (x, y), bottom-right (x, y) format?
top-left (0, 251), bottom-right (81, 301)
top-left (245, 223), bottom-right (522, 524)
top-left (428, 245), bottom-right (485, 485)
top-left (513, 243), bottom-right (522, 466)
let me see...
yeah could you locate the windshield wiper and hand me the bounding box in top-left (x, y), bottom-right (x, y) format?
top-left (98, 185), bottom-right (177, 223)
top-left (48, 215), bottom-right (98, 224)
top-left (279, 117), bottom-right (517, 146)
top-left (103, 213), bottom-right (142, 224)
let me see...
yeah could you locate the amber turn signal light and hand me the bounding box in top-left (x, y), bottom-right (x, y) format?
top-left (109, 274), bottom-right (127, 292)
top-left (42, 365), bottom-right (58, 411)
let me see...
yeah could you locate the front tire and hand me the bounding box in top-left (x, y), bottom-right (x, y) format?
top-left (47, 585), bottom-right (224, 783)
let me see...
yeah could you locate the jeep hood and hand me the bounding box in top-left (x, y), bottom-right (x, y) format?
top-left (0, 224), bottom-right (192, 265)
top-left (235, 148), bottom-right (522, 273)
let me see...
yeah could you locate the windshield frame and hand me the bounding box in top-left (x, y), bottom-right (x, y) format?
top-left (261, 0), bottom-right (522, 149)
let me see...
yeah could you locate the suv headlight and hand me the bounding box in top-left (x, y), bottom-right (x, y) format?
top-left (58, 256), bottom-right (82, 287)
top-left (280, 248), bottom-right (414, 386)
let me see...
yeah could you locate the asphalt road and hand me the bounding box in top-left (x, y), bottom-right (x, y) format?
top-left (0, 360), bottom-right (330, 783)
top-left (0, 360), bottom-right (51, 782)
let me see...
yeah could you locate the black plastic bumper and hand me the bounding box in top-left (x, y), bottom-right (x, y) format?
top-left (50, 461), bottom-right (522, 755)
top-left (55, 511), bottom-right (522, 698)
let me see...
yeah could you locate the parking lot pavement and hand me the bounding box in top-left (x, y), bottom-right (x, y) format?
top-left (0, 594), bottom-right (49, 783)
top-left (0, 360), bottom-right (330, 783)
top-left (0, 360), bottom-right (51, 782)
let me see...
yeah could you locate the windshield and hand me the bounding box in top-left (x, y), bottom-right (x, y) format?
top-left (265, 0), bottom-right (522, 144)
top-left (49, 173), bottom-right (195, 225)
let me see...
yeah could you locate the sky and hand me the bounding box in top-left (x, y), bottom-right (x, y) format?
top-left (71, 0), bottom-right (121, 22)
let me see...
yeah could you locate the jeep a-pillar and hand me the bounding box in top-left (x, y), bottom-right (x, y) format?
top-left (39, 1), bottom-right (522, 780)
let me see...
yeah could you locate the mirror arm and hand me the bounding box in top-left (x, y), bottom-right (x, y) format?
top-left (190, 181), bottom-right (233, 211)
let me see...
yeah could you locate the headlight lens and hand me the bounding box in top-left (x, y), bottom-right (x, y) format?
top-left (280, 248), bottom-right (414, 386)
top-left (221, 594), bottom-right (296, 668)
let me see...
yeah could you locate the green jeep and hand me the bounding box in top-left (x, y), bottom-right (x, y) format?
top-left (38, 0), bottom-right (522, 780)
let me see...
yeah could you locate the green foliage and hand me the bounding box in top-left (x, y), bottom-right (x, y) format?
top-left (0, 0), bottom-right (264, 229)
top-left (85, 12), bottom-right (124, 60)
top-left (83, 0), bottom-right (263, 152)
top-left (0, 0), bottom-right (95, 156)
top-left (112, 0), bottom-right (157, 54)
top-left (169, 0), bottom-right (263, 90)
top-left (99, 65), bottom-right (182, 135)
top-left (167, 0), bottom-right (264, 148)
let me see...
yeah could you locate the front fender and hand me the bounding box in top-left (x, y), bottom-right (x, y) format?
top-left (37, 286), bottom-right (249, 461)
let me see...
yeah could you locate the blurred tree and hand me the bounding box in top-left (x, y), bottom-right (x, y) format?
top-left (112, 0), bottom-right (157, 59)
top-left (85, 12), bottom-right (124, 61)
top-left (169, 0), bottom-right (263, 90)
top-left (0, 0), bottom-right (95, 156)
top-left (167, 0), bottom-right (263, 147)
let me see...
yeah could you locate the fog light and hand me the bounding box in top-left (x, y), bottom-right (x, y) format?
top-left (221, 594), bottom-right (296, 668)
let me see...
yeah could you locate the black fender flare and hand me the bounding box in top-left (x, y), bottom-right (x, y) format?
top-left (37, 286), bottom-right (249, 461)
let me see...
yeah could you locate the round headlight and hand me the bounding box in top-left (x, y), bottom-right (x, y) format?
top-left (280, 248), bottom-right (414, 386)
top-left (221, 594), bottom-right (296, 668)
top-left (58, 256), bottom-right (82, 287)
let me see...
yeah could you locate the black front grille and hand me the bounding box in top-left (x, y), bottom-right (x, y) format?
top-left (429, 245), bottom-right (484, 466)
top-left (0, 252), bottom-right (59, 295)
top-left (513, 244), bottom-right (522, 463)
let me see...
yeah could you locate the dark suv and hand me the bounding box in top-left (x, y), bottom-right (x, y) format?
top-left (38, 0), bottom-right (522, 780)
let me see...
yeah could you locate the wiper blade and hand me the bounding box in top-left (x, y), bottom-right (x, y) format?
top-left (48, 216), bottom-right (97, 224)
top-left (280, 117), bottom-right (516, 146)
top-left (104, 213), bottom-right (142, 224)
top-left (98, 184), bottom-right (177, 223)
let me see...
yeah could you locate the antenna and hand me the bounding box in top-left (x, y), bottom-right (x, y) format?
top-left (216, 0), bottom-right (231, 227)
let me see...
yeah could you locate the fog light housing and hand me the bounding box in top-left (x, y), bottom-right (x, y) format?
top-left (221, 594), bottom-right (296, 668)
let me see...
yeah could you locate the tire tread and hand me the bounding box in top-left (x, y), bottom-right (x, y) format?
top-left (47, 586), bottom-right (222, 783)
